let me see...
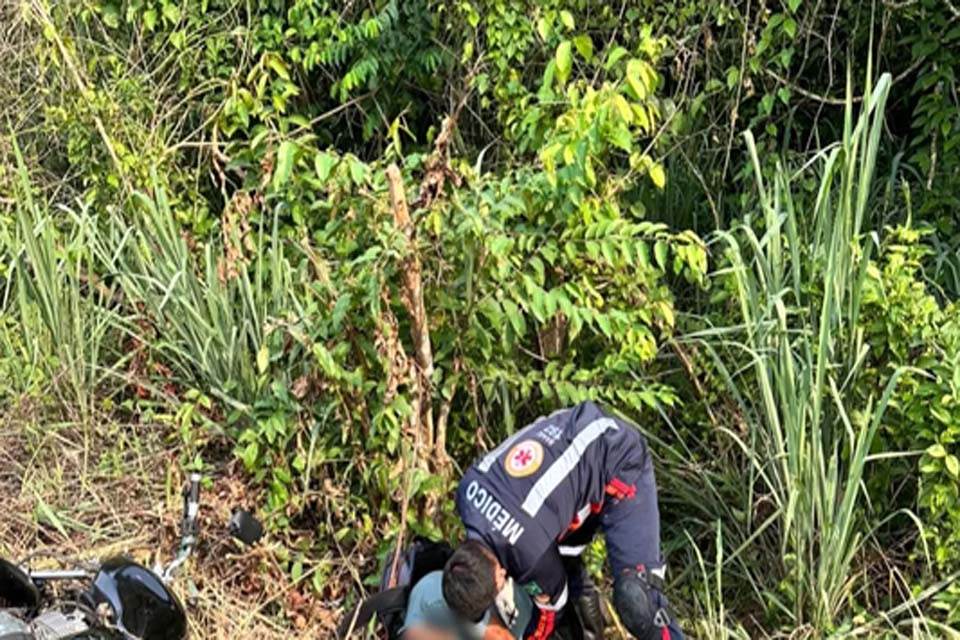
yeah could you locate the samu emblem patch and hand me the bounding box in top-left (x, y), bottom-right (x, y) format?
top-left (505, 440), bottom-right (544, 477)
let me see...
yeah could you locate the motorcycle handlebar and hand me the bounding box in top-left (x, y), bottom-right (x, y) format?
top-left (27, 568), bottom-right (92, 581)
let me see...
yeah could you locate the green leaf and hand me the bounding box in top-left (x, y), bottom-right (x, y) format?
top-left (608, 126), bottom-right (632, 153)
top-left (271, 479), bottom-right (289, 506)
top-left (315, 151), bottom-right (337, 182)
top-left (573, 35), bottom-right (594, 62)
top-left (241, 441), bottom-right (259, 470)
top-left (596, 314), bottom-right (613, 338)
top-left (660, 302), bottom-right (675, 328)
top-left (927, 443), bottom-right (947, 458)
top-left (625, 59), bottom-right (648, 100)
top-left (946, 455), bottom-right (960, 478)
top-left (102, 2), bottom-right (120, 28)
top-left (272, 141), bottom-right (296, 189)
top-left (787, 0), bottom-right (802, 11)
top-left (313, 344), bottom-right (339, 378)
top-left (654, 240), bottom-right (668, 270)
top-left (760, 93), bottom-right (775, 115)
top-left (35, 498), bottom-right (69, 537)
top-left (348, 157), bottom-right (368, 185)
top-left (649, 163), bottom-right (666, 189)
top-left (142, 8), bottom-right (158, 30)
top-left (560, 10), bottom-right (575, 30)
top-left (544, 290), bottom-right (558, 318)
top-left (783, 17), bottom-right (797, 39)
top-left (257, 345), bottom-right (269, 374)
top-left (556, 41), bottom-right (573, 84)
top-left (611, 94), bottom-right (633, 123)
top-left (161, 1), bottom-right (181, 24)
top-left (726, 67), bottom-right (740, 90)
top-left (266, 56), bottom-right (291, 81)
top-left (292, 454), bottom-right (306, 473)
top-left (536, 17), bottom-right (550, 41)
top-left (605, 46), bottom-right (629, 70)
top-left (291, 559), bottom-right (304, 582)
top-left (503, 299), bottom-right (526, 336)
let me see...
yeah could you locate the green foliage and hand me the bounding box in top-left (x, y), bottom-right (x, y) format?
top-left (680, 76), bottom-right (955, 633)
top-left (3, 0), bottom-right (960, 635)
top-left (699, 75), bottom-right (904, 630)
top-left (857, 223), bottom-right (960, 580)
top-left (3, 140), bottom-right (121, 417)
top-left (93, 183), bottom-right (306, 407)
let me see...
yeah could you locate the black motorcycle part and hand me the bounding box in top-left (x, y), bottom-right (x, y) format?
top-left (90, 558), bottom-right (187, 640)
top-left (0, 559), bottom-right (39, 610)
top-left (228, 511), bottom-right (263, 547)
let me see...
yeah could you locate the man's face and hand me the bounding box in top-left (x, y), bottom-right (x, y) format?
top-left (481, 545), bottom-right (507, 593)
top-left (493, 558), bottom-right (506, 592)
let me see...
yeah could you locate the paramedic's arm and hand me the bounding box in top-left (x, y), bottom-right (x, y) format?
top-left (519, 546), bottom-right (569, 612)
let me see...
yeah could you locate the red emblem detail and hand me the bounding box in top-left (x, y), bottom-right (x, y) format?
top-left (514, 449), bottom-right (533, 466)
top-left (505, 440), bottom-right (543, 477)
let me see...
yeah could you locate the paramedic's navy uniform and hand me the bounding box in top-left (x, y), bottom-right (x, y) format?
top-left (456, 401), bottom-right (683, 639)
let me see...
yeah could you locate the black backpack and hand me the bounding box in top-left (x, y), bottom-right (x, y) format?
top-left (336, 536), bottom-right (453, 639)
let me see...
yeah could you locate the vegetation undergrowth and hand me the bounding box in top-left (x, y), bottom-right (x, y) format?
top-left (2, 1), bottom-right (959, 637)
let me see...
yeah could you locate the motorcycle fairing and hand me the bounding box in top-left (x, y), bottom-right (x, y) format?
top-left (90, 559), bottom-right (186, 640)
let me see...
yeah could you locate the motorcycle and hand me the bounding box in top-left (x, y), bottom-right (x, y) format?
top-left (0, 474), bottom-right (263, 640)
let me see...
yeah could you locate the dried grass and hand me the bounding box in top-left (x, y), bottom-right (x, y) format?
top-left (0, 414), bottom-right (342, 639)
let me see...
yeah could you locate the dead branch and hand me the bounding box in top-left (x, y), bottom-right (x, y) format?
top-left (386, 163), bottom-right (437, 467)
top-left (435, 357), bottom-right (462, 471)
top-left (413, 115), bottom-right (462, 210)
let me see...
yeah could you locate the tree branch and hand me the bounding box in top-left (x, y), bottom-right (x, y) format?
top-left (386, 164), bottom-right (437, 466)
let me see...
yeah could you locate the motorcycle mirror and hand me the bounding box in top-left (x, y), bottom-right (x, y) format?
top-left (228, 510), bottom-right (263, 547)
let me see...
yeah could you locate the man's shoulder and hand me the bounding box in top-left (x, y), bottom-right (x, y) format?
top-left (403, 571), bottom-right (455, 635)
top-left (408, 570), bottom-right (445, 605)
top-left (404, 570), bottom-right (495, 639)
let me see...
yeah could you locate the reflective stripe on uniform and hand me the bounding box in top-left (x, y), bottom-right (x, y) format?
top-left (558, 545), bottom-right (587, 556)
top-left (574, 503), bottom-right (592, 523)
top-left (521, 418), bottom-right (619, 516)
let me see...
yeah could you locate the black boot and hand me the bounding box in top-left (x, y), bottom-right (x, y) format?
top-left (563, 557), bottom-right (605, 640)
top-left (573, 589), bottom-right (606, 640)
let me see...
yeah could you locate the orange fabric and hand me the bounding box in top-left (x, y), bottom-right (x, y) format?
top-left (605, 478), bottom-right (637, 500)
top-left (526, 609), bottom-right (555, 640)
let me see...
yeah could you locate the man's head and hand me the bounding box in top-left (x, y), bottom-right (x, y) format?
top-left (441, 540), bottom-right (505, 622)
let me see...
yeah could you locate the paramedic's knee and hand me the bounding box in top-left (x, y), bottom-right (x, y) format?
top-left (613, 568), bottom-right (680, 640)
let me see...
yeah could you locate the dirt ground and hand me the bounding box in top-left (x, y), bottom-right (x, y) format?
top-left (0, 414), bottom-right (365, 639)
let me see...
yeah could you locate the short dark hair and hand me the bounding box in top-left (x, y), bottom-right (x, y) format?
top-left (441, 540), bottom-right (498, 622)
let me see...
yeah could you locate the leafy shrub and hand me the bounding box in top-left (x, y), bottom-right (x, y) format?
top-left (83, 66), bottom-right (707, 531)
top-left (857, 223), bottom-right (960, 582)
